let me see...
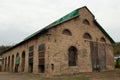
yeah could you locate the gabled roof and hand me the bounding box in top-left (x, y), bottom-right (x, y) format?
top-left (0, 6), bottom-right (115, 55)
top-left (24, 8), bottom-right (79, 41)
top-left (94, 20), bottom-right (114, 43)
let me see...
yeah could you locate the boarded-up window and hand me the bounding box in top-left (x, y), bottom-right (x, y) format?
top-left (83, 33), bottom-right (92, 40)
top-left (62, 29), bottom-right (72, 36)
top-left (38, 44), bottom-right (45, 66)
top-left (68, 46), bottom-right (77, 66)
top-left (29, 46), bottom-right (34, 57)
top-left (83, 19), bottom-right (90, 25)
top-left (100, 37), bottom-right (106, 42)
top-left (29, 46), bottom-right (34, 63)
top-left (38, 44), bottom-right (45, 59)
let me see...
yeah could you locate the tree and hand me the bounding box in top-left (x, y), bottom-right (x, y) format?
top-left (0, 45), bottom-right (12, 53)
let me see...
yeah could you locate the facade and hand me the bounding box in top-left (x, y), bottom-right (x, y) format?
top-left (0, 6), bottom-right (114, 75)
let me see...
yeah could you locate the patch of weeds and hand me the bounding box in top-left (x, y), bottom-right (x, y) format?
top-left (115, 69), bottom-right (120, 74)
top-left (74, 75), bottom-right (88, 80)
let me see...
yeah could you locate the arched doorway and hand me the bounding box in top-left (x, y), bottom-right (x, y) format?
top-left (4, 57), bottom-right (7, 71)
top-left (90, 42), bottom-right (106, 72)
top-left (28, 46), bottom-right (34, 73)
top-left (68, 46), bottom-right (78, 66)
top-left (21, 51), bottom-right (25, 72)
top-left (11, 55), bottom-right (14, 72)
top-left (8, 56), bottom-right (10, 71)
top-left (15, 53), bottom-right (20, 72)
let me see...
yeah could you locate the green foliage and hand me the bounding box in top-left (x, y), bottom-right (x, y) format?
top-left (115, 58), bottom-right (120, 68)
top-left (113, 42), bottom-right (120, 55)
top-left (0, 45), bottom-right (12, 54)
top-left (74, 76), bottom-right (88, 80)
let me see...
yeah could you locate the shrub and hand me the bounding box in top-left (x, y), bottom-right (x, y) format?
top-left (115, 58), bottom-right (120, 68)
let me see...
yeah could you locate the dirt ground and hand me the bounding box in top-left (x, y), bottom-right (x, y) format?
top-left (83, 69), bottom-right (120, 80)
top-left (0, 69), bottom-right (120, 80)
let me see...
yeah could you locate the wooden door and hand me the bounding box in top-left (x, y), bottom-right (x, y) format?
top-left (90, 42), bottom-right (106, 71)
top-left (90, 42), bottom-right (99, 71)
top-left (98, 43), bottom-right (106, 71)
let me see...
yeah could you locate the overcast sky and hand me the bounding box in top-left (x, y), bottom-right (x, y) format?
top-left (0, 0), bottom-right (119, 45)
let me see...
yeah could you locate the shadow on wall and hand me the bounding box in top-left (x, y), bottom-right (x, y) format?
top-left (0, 65), bottom-right (1, 71)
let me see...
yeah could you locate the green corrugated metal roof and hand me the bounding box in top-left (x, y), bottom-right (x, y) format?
top-left (94, 20), bottom-right (115, 43)
top-left (24, 9), bottom-right (79, 40)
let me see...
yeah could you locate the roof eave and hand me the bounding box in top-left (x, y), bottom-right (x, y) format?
top-left (94, 20), bottom-right (115, 43)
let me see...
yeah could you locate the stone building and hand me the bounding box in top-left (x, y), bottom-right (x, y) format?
top-left (0, 6), bottom-right (115, 75)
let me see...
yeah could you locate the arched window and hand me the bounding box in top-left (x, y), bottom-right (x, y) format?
top-left (100, 37), bottom-right (106, 42)
top-left (83, 19), bottom-right (90, 25)
top-left (83, 33), bottom-right (92, 40)
top-left (11, 55), bottom-right (14, 72)
top-left (68, 46), bottom-right (77, 66)
top-left (21, 51), bottom-right (25, 72)
top-left (5, 57), bottom-right (7, 71)
top-left (8, 56), bottom-right (10, 71)
top-left (15, 53), bottom-right (20, 72)
top-left (16, 53), bottom-right (19, 57)
top-left (62, 29), bottom-right (72, 36)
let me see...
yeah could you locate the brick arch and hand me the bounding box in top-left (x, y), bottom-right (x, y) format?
top-left (21, 51), bottom-right (25, 72)
top-left (83, 32), bottom-right (92, 40)
top-left (100, 37), bottom-right (106, 42)
top-left (62, 29), bottom-right (72, 36)
top-left (83, 19), bottom-right (90, 25)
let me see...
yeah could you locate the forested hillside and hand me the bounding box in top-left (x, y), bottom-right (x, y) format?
top-left (113, 42), bottom-right (120, 55)
top-left (0, 46), bottom-right (11, 54)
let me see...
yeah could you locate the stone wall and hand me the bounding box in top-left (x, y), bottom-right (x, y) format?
top-left (1, 7), bottom-right (114, 75)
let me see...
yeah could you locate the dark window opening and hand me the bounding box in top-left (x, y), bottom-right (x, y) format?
top-left (28, 63), bottom-right (33, 73)
top-left (16, 53), bottom-right (19, 57)
top-left (100, 37), bottom-right (106, 42)
top-left (0, 66), bottom-right (1, 71)
top-left (83, 33), bottom-right (92, 40)
top-left (15, 53), bottom-right (20, 72)
top-left (21, 51), bottom-right (25, 72)
top-left (54, 39), bottom-right (56, 42)
top-left (15, 64), bottom-right (19, 72)
top-left (28, 46), bottom-right (34, 73)
top-left (38, 65), bottom-right (45, 73)
top-left (51, 64), bottom-right (54, 70)
top-left (5, 57), bottom-right (7, 71)
top-left (62, 29), bottom-right (72, 36)
top-left (68, 46), bottom-right (78, 66)
top-left (29, 46), bottom-right (34, 58)
top-left (11, 55), bottom-right (14, 72)
top-left (83, 19), bottom-right (90, 25)
top-left (8, 56), bottom-right (10, 71)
